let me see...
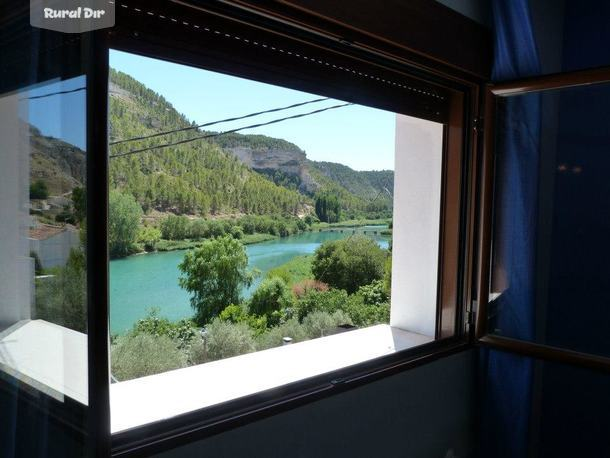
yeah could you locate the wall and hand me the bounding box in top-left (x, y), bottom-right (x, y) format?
top-left (156, 350), bottom-right (475, 458)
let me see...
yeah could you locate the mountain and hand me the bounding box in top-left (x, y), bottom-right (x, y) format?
top-left (106, 68), bottom-right (393, 218)
top-left (109, 69), bottom-right (306, 216)
top-left (29, 125), bottom-right (86, 195)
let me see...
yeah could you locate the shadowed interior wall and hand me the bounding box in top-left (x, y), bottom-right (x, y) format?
top-left (155, 350), bottom-right (475, 458)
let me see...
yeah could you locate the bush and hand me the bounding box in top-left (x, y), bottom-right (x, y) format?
top-left (35, 248), bottom-right (86, 332)
top-left (291, 279), bottom-right (328, 298)
top-left (160, 215), bottom-right (190, 240)
top-left (137, 226), bottom-right (162, 251)
top-left (302, 310), bottom-right (352, 338)
top-left (230, 225), bottom-right (244, 240)
top-left (357, 280), bottom-right (389, 306)
top-left (131, 308), bottom-right (197, 349)
top-left (266, 267), bottom-right (292, 285)
top-left (189, 219), bottom-right (208, 239)
top-left (293, 289), bottom-right (349, 321)
top-left (256, 318), bottom-right (308, 350)
top-left (30, 180), bottom-right (49, 199)
top-left (192, 319), bottom-right (256, 363)
top-left (346, 298), bottom-right (390, 327)
top-left (219, 304), bottom-right (268, 335)
top-left (312, 235), bottom-right (387, 293)
top-left (111, 334), bottom-right (187, 381)
top-left (248, 277), bottom-right (293, 318)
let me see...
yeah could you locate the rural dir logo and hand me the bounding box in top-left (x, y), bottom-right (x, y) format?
top-left (31, 0), bottom-right (115, 33)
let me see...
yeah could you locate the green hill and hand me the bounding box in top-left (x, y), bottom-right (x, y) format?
top-left (109, 69), bottom-right (306, 216)
top-left (108, 68), bottom-right (392, 219)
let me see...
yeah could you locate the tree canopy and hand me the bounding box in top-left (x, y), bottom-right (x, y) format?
top-left (108, 190), bottom-right (143, 258)
top-left (178, 235), bottom-right (253, 325)
top-left (311, 235), bottom-right (387, 293)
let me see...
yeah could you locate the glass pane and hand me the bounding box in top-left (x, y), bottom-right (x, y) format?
top-left (489, 81), bottom-right (610, 356)
top-left (0, 31), bottom-right (89, 458)
top-left (108, 50), bottom-right (441, 432)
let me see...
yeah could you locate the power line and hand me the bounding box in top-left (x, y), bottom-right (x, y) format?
top-left (110, 97), bottom-right (330, 146)
top-left (109, 102), bottom-right (353, 159)
top-left (22, 86), bottom-right (86, 100)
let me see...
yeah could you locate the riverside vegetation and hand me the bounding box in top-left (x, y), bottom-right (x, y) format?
top-left (31, 66), bottom-right (395, 382)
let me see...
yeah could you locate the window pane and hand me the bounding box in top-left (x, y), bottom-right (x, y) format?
top-left (108, 50), bottom-right (444, 432)
top-left (0, 70), bottom-right (89, 455)
top-left (489, 81), bottom-right (610, 356)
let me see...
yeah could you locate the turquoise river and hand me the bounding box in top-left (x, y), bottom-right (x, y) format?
top-left (110, 226), bottom-right (389, 334)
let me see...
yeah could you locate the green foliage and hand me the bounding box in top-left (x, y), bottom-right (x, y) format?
top-left (383, 255), bottom-right (392, 296)
top-left (109, 190), bottom-right (143, 258)
top-left (30, 251), bottom-right (43, 275)
top-left (178, 236), bottom-right (253, 325)
top-left (192, 318), bottom-right (256, 363)
top-left (255, 318), bottom-right (308, 350)
top-left (302, 310), bottom-right (352, 338)
top-left (248, 277), bottom-right (293, 318)
top-left (160, 215), bottom-right (190, 240)
top-left (109, 69), bottom-right (306, 217)
top-left (72, 187), bottom-right (86, 222)
top-left (219, 304), bottom-right (268, 335)
top-left (131, 308), bottom-right (197, 349)
top-left (35, 248), bottom-right (86, 332)
top-left (30, 180), bottom-right (49, 199)
top-left (314, 190), bottom-right (341, 223)
top-left (311, 235), bottom-right (387, 293)
top-left (357, 279), bottom-right (389, 306)
top-left (111, 334), bottom-right (187, 381)
top-left (137, 226), bottom-right (162, 251)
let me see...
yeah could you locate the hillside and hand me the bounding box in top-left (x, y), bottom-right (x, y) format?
top-left (106, 68), bottom-right (393, 219)
top-left (29, 125), bottom-right (86, 195)
top-left (109, 69), bottom-right (306, 216)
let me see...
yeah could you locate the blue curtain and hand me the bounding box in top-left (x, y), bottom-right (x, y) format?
top-left (479, 1), bottom-right (541, 457)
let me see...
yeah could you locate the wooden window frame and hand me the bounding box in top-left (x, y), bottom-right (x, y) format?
top-left (474, 66), bottom-right (610, 372)
top-left (80, 0), bottom-right (485, 455)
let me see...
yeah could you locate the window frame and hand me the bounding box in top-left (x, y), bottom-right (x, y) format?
top-left (474, 66), bottom-right (610, 372)
top-left (85, 1), bottom-right (483, 455)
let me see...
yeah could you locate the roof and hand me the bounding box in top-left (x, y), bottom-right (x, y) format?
top-left (28, 223), bottom-right (75, 240)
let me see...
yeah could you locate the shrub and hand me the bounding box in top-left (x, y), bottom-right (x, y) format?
top-left (192, 319), bottom-right (256, 363)
top-left (111, 334), bottom-right (187, 381)
top-left (291, 279), bottom-right (328, 298)
top-left (160, 215), bottom-right (190, 240)
top-left (311, 235), bottom-right (387, 293)
top-left (256, 318), bottom-right (308, 350)
top-left (293, 288), bottom-right (349, 321)
top-left (346, 298), bottom-right (390, 327)
top-left (357, 280), bottom-right (389, 306)
top-left (131, 308), bottom-right (197, 349)
top-left (189, 219), bottom-right (208, 239)
top-left (137, 226), bottom-right (162, 251)
top-left (35, 248), bottom-right (86, 332)
top-left (302, 310), bottom-right (352, 338)
top-left (30, 180), bottom-right (49, 199)
top-left (230, 225), bottom-right (244, 240)
top-left (266, 267), bottom-right (292, 286)
top-left (248, 277), bottom-right (293, 318)
top-left (219, 304), bottom-right (268, 335)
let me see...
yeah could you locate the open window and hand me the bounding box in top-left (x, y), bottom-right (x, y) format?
top-left (476, 67), bottom-right (610, 370)
top-left (102, 3), bottom-right (475, 450)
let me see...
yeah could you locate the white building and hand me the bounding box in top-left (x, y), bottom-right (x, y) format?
top-left (29, 223), bottom-right (80, 269)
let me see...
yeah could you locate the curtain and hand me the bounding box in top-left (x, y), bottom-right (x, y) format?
top-left (478, 1), bottom-right (541, 457)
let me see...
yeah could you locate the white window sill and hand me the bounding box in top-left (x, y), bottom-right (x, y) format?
top-left (110, 324), bottom-right (432, 434)
top-left (0, 319), bottom-right (88, 405)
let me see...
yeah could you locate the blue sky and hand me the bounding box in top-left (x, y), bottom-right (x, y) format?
top-left (23, 50), bottom-right (396, 171)
top-left (110, 50), bottom-right (395, 171)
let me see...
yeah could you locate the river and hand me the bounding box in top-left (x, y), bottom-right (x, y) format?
top-left (110, 226), bottom-right (389, 334)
